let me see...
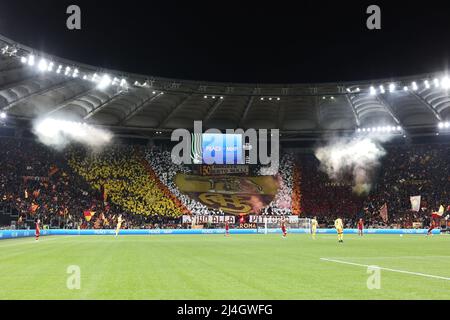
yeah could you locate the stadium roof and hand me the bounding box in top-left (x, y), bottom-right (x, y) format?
top-left (0, 34), bottom-right (448, 141)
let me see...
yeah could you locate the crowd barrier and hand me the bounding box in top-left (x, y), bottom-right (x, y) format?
top-left (0, 228), bottom-right (441, 240)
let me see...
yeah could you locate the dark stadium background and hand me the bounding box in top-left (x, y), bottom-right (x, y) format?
top-left (0, 0), bottom-right (449, 83)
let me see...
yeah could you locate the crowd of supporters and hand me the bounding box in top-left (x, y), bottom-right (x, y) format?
top-left (361, 144), bottom-right (450, 228)
top-left (1, 136), bottom-right (449, 230)
top-left (259, 154), bottom-right (295, 215)
top-left (299, 144), bottom-right (450, 228)
top-left (68, 145), bottom-right (185, 218)
top-left (0, 137), bottom-right (106, 229)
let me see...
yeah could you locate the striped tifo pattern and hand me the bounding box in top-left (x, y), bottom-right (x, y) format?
top-left (68, 146), bottom-right (184, 217)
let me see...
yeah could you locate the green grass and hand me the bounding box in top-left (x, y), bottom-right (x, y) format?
top-left (0, 234), bottom-right (449, 300)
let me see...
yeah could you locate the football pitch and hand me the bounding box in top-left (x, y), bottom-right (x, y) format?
top-left (1, 234), bottom-right (449, 300)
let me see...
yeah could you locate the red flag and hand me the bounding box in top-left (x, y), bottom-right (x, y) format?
top-left (29, 203), bottom-right (39, 214)
top-left (380, 203), bottom-right (388, 223)
top-left (83, 210), bottom-right (95, 222)
top-left (48, 165), bottom-right (59, 177)
top-left (33, 189), bottom-right (40, 199)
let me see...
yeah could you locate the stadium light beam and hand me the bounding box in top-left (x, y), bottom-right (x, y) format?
top-left (97, 74), bottom-right (112, 89)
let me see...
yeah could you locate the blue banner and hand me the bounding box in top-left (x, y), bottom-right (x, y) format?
top-left (0, 228), bottom-right (441, 240)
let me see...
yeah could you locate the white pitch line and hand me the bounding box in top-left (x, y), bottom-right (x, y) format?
top-left (0, 236), bottom-right (74, 248)
top-left (320, 258), bottom-right (450, 281)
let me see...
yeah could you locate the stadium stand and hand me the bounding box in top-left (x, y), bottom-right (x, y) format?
top-left (1, 136), bottom-right (449, 230)
top-left (68, 145), bottom-right (185, 218)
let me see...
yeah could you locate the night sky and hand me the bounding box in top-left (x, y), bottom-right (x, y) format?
top-left (0, 1), bottom-right (449, 83)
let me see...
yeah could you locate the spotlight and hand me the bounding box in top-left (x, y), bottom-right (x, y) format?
top-left (20, 56), bottom-right (27, 64)
top-left (97, 74), bottom-right (112, 89)
top-left (396, 126), bottom-right (402, 131)
top-left (261, 97), bottom-right (264, 101)
top-left (47, 62), bottom-right (54, 72)
top-left (64, 67), bottom-right (71, 76)
top-left (389, 83), bottom-right (396, 92)
top-left (28, 55), bottom-right (35, 66)
top-left (277, 97), bottom-right (281, 101)
top-left (357, 128), bottom-right (361, 132)
top-left (83, 75), bottom-right (87, 80)
top-left (424, 80), bottom-right (430, 89)
top-left (204, 95), bottom-right (208, 99)
top-left (403, 86), bottom-right (409, 91)
top-left (379, 85), bottom-right (385, 94)
top-left (441, 77), bottom-right (450, 89)
top-left (346, 88), bottom-right (351, 92)
top-left (356, 87), bottom-right (360, 92)
top-left (434, 78), bottom-right (440, 88)
top-left (370, 86), bottom-right (376, 95)
top-left (220, 96), bottom-right (224, 99)
top-left (38, 59), bottom-right (47, 72)
top-left (120, 79), bottom-right (127, 87)
top-left (0, 112), bottom-right (6, 119)
top-left (152, 91), bottom-right (156, 94)
top-left (412, 82), bottom-right (418, 91)
top-left (56, 65), bottom-right (62, 74)
top-left (438, 122), bottom-right (444, 129)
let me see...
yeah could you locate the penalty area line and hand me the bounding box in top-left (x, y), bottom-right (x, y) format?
top-left (320, 258), bottom-right (450, 282)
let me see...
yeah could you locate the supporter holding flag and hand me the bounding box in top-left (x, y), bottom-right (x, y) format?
top-left (83, 210), bottom-right (95, 222)
top-left (428, 205), bottom-right (445, 236)
top-left (379, 203), bottom-right (388, 223)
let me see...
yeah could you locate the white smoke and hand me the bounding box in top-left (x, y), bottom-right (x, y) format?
top-left (315, 135), bottom-right (389, 195)
top-left (33, 117), bottom-right (113, 150)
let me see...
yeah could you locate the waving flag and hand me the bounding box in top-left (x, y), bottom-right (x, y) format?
top-left (410, 196), bottom-right (421, 212)
top-left (29, 203), bottom-right (39, 214)
top-left (83, 210), bottom-right (95, 222)
top-left (379, 203), bottom-right (388, 223)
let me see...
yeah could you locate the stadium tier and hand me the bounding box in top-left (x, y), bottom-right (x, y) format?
top-left (1, 137), bottom-right (448, 230)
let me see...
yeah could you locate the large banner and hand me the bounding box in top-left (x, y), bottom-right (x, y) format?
top-left (249, 215), bottom-right (299, 224)
top-left (175, 174), bottom-right (279, 215)
top-left (200, 165), bottom-right (249, 176)
top-left (182, 215), bottom-right (235, 224)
